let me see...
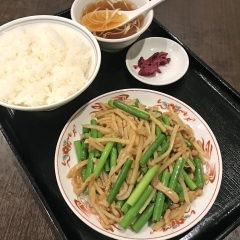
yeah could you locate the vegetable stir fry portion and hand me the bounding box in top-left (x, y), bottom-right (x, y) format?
top-left (67, 98), bottom-right (209, 232)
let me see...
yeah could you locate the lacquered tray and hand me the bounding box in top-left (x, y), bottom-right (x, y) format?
top-left (1, 8), bottom-right (240, 240)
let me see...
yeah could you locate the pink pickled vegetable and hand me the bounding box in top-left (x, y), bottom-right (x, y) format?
top-left (134, 52), bottom-right (170, 76)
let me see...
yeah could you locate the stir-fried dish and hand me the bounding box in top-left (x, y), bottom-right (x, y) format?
top-left (67, 98), bottom-right (209, 232)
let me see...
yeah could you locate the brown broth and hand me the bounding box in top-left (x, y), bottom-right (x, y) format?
top-left (81, 0), bottom-right (144, 39)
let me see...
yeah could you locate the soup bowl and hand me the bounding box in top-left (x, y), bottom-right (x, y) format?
top-left (71, 0), bottom-right (154, 52)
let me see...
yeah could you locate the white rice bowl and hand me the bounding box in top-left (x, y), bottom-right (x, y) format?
top-left (0, 15), bottom-right (101, 111)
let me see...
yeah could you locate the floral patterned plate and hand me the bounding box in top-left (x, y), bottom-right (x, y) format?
top-left (54, 88), bottom-right (222, 240)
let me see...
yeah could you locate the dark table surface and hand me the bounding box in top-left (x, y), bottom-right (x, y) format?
top-left (1, 0), bottom-right (240, 240)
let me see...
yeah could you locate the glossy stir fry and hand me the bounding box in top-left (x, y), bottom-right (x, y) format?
top-left (67, 98), bottom-right (209, 232)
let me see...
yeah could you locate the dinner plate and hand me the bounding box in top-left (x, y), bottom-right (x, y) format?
top-left (126, 37), bottom-right (189, 85)
top-left (55, 88), bottom-right (222, 240)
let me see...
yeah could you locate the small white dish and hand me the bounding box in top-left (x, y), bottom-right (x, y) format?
top-left (126, 37), bottom-right (189, 85)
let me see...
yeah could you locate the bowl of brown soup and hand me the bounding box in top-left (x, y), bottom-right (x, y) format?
top-left (71, 0), bottom-right (154, 52)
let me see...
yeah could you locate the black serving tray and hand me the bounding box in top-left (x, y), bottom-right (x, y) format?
top-left (1, 8), bottom-right (240, 240)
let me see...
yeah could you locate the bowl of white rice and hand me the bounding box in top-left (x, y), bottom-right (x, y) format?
top-left (0, 15), bottom-right (101, 111)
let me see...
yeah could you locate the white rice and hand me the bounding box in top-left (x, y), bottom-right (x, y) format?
top-left (0, 23), bottom-right (92, 107)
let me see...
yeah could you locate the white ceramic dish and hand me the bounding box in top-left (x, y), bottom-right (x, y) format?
top-left (55, 88), bottom-right (222, 240)
top-left (126, 37), bottom-right (189, 85)
top-left (71, 0), bottom-right (153, 52)
top-left (0, 15), bottom-right (101, 111)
